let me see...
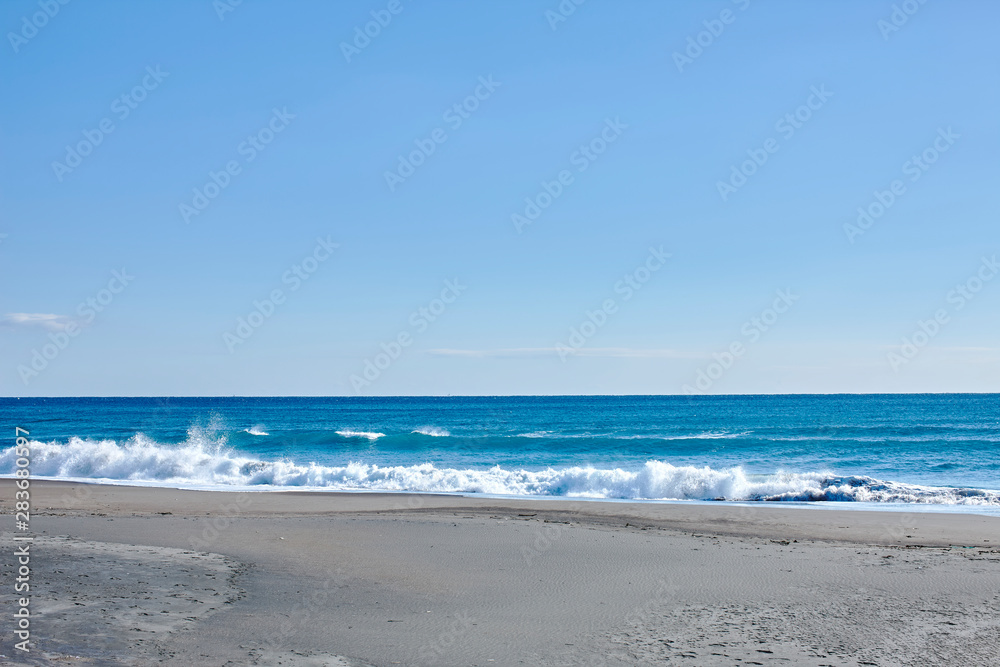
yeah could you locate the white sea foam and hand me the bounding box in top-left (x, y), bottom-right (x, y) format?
top-left (683, 430), bottom-right (752, 440)
top-left (245, 425), bottom-right (269, 436)
top-left (2, 435), bottom-right (998, 506)
top-left (515, 431), bottom-right (750, 440)
top-left (617, 431), bottom-right (752, 440)
top-left (412, 427), bottom-right (450, 437)
top-left (335, 430), bottom-right (385, 441)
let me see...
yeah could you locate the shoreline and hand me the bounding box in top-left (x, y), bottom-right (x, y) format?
top-left (13, 476), bottom-right (1000, 519)
top-left (3, 480), bottom-right (999, 665)
top-left (22, 479), bottom-right (1000, 547)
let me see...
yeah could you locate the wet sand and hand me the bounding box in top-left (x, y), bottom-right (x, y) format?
top-left (1, 481), bottom-right (998, 666)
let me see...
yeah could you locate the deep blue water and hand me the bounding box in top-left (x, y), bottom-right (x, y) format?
top-left (2, 395), bottom-right (998, 510)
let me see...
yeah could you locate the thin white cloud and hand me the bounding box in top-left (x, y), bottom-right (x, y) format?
top-left (1, 313), bottom-right (76, 332)
top-left (427, 347), bottom-right (693, 359)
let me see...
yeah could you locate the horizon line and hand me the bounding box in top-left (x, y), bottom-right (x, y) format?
top-left (3, 392), bottom-right (999, 399)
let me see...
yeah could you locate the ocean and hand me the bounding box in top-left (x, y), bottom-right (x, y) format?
top-left (3, 395), bottom-right (999, 515)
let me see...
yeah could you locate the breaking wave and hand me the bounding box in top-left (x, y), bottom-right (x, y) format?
top-left (2, 434), bottom-right (998, 506)
top-left (412, 427), bottom-right (450, 437)
top-left (334, 430), bottom-right (385, 441)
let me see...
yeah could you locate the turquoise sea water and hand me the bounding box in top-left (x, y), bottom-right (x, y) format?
top-left (2, 395), bottom-right (999, 513)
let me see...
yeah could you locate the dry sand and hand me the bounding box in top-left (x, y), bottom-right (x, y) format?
top-left (1, 481), bottom-right (998, 666)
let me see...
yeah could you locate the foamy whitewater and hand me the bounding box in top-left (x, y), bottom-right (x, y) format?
top-left (3, 396), bottom-right (999, 512)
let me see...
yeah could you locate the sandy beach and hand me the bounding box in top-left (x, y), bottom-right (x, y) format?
top-left (2, 481), bottom-right (998, 666)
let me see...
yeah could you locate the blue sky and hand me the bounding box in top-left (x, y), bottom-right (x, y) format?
top-left (1, 0), bottom-right (997, 396)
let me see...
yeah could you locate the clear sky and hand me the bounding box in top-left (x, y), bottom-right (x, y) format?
top-left (1, 0), bottom-right (997, 396)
